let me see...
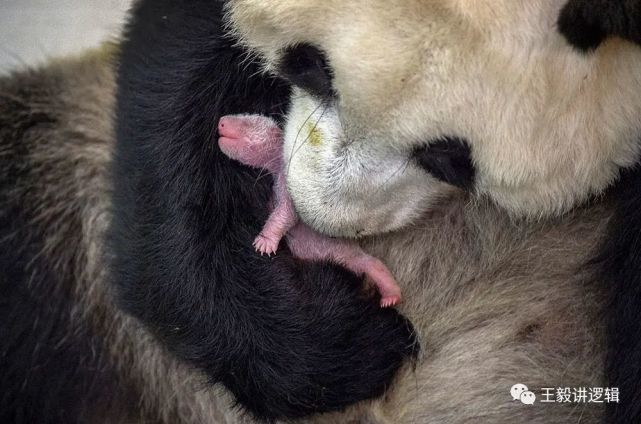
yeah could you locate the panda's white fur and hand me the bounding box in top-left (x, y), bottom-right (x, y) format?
top-left (282, 89), bottom-right (455, 236)
top-left (226, 0), bottom-right (641, 237)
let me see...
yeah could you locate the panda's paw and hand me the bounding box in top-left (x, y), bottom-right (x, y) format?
top-left (253, 234), bottom-right (279, 256)
top-left (380, 295), bottom-right (402, 308)
top-left (225, 262), bottom-right (420, 421)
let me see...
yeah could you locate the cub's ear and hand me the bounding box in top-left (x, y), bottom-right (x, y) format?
top-left (558, 0), bottom-right (641, 51)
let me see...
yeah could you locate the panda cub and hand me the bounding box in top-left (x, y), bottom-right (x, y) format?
top-left (218, 114), bottom-right (402, 307)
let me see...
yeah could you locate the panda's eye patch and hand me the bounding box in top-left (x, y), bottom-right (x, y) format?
top-left (279, 44), bottom-right (334, 98)
top-left (413, 137), bottom-right (475, 190)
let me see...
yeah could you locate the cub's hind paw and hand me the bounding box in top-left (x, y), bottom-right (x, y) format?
top-left (253, 234), bottom-right (279, 256)
top-left (380, 295), bottom-right (402, 308)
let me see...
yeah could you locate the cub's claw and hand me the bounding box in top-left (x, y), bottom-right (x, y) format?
top-left (380, 295), bottom-right (402, 308)
top-left (253, 234), bottom-right (279, 256)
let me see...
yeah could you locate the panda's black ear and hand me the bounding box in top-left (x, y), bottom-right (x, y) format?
top-left (558, 0), bottom-right (641, 51)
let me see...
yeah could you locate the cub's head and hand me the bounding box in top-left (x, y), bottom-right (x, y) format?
top-left (226, 0), bottom-right (641, 236)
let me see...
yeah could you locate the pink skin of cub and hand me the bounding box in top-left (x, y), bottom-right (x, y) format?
top-left (218, 114), bottom-right (402, 308)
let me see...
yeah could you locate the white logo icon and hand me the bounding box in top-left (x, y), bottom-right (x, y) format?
top-left (520, 391), bottom-right (536, 405)
top-left (511, 384), bottom-right (529, 401)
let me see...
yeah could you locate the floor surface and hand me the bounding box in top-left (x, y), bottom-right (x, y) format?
top-left (0, 0), bottom-right (131, 73)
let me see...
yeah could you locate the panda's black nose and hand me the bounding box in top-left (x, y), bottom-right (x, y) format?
top-left (413, 137), bottom-right (475, 190)
top-left (278, 44), bottom-right (334, 99)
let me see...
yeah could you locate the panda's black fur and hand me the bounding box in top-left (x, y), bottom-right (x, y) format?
top-left (0, 133), bottom-right (114, 422)
top-left (595, 166), bottom-right (641, 423)
top-left (0, 53), bottom-right (140, 422)
top-left (558, 0), bottom-right (641, 51)
top-left (111, 0), bottom-right (417, 421)
top-left (557, 2), bottom-right (641, 423)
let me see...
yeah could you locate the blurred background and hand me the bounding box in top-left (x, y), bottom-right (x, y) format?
top-left (0, 0), bottom-right (131, 73)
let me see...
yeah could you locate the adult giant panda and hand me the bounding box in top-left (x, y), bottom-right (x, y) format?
top-left (0, 1), bottom-right (639, 424)
top-left (225, 1), bottom-right (641, 422)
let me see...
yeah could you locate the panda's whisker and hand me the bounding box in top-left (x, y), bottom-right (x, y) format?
top-left (285, 101), bottom-right (325, 176)
top-left (247, 66), bottom-right (266, 80)
top-left (252, 169), bottom-right (272, 188)
top-left (370, 155), bottom-right (413, 198)
top-left (252, 155), bottom-right (281, 188)
top-left (290, 101), bottom-right (329, 162)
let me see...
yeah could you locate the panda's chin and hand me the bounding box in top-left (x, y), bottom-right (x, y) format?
top-left (281, 90), bottom-right (466, 237)
top-left (297, 207), bottom-right (408, 239)
top-left (289, 165), bottom-right (454, 238)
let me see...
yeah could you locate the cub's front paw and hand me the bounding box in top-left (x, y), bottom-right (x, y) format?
top-left (253, 234), bottom-right (280, 256)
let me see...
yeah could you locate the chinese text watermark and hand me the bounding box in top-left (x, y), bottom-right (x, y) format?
top-left (511, 384), bottom-right (619, 405)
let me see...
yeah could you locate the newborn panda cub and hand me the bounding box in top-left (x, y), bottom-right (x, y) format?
top-left (218, 114), bottom-right (402, 307)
